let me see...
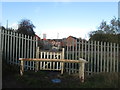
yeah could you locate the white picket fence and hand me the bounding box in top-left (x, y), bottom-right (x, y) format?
top-left (0, 29), bottom-right (119, 75)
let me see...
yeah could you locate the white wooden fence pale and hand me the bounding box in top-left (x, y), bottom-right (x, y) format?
top-left (1, 29), bottom-right (119, 75)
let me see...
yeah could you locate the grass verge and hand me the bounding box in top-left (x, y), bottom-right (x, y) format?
top-left (2, 62), bottom-right (119, 88)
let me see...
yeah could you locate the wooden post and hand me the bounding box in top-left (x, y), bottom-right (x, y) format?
top-left (20, 60), bottom-right (24, 76)
top-left (61, 62), bottom-right (64, 74)
top-left (79, 62), bottom-right (85, 83)
top-left (61, 48), bottom-right (64, 75)
top-left (79, 58), bottom-right (87, 83)
top-left (35, 61), bottom-right (39, 72)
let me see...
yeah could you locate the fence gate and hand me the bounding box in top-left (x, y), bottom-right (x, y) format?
top-left (36, 47), bottom-right (65, 71)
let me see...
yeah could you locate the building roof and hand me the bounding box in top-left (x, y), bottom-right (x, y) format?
top-left (67, 36), bottom-right (78, 40)
top-left (34, 34), bottom-right (41, 40)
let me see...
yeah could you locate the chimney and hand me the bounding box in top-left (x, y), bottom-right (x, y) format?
top-left (43, 33), bottom-right (46, 40)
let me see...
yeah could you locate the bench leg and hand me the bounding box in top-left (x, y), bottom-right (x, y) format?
top-left (20, 60), bottom-right (24, 76)
top-left (61, 62), bottom-right (64, 75)
top-left (35, 61), bottom-right (39, 72)
top-left (79, 63), bottom-right (85, 83)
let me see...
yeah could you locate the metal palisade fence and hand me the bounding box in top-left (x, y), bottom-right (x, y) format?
top-left (65, 39), bottom-right (119, 75)
top-left (1, 29), bottom-right (38, 70)
top-left (1, 29), bottom-right (120, 75)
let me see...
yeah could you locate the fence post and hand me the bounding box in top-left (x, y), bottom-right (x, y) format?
top-left (87, 41), bottom-right (90, 75)
top-left (107, 42), bottom-right (109, 72)
top-left (35, 47), bottom-right (39, 72)
top-left (0, 27), bottom-right (2, 89)
top-left (117, 44), bottom-right (119, 72)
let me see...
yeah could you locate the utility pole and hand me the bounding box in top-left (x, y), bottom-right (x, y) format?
top-left (57, 33), bottom-right (59, 39)
top-left (6, 20), bottom-right (8, 29)
top-left (57, 33), bottom-right (59, 49)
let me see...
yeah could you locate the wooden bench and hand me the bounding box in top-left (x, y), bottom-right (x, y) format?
top-left (19, 47), bottom-right (65, 74)
top-left (19, 47), bottom-right (87, 82)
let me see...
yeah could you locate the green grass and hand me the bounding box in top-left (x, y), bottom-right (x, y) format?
top-left (81, 72), bottom-right (119, 88)
top-left (15, 71), bottom-right (119, 88)
top-left (2, 62), bottom-right (119, 88)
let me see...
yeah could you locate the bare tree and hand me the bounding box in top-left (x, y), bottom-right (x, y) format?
top-left (17, 19), bottom-right (35, 36)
